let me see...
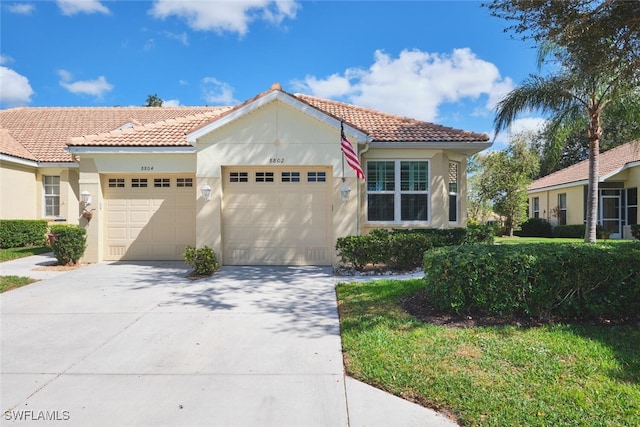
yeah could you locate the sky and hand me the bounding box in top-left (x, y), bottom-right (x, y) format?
top-left (0, 0), bottom-right (548, 147)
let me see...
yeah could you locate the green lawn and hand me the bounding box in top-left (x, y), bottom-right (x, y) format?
top-left (0, 246), bottom-right (51, 262)
top-left (337, 278), bottom-right (640, 427)
top-left (0, 275), bottom-right (37, 293)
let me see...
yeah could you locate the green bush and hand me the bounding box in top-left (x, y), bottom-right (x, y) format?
top-left (184, 246), bottom-right (219, 276)
top-left (553, 223), bottom-right (605, 238)
top-left (0, 220), bottom-right (48, 248)
top-left (631, 224), bottom-right (640, 240)
top-left (516, 218), bottom-right (553, 237)
top-left (423, 243), bottom-right (640, 320)
top-left (335, 226), bottom-right (494, 271)
top-left (50, 225), bottom-right (86, 265)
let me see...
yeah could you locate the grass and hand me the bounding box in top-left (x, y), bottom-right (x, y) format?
top-left (337, 278), bottom-right (640, 427)
top-left (0, 275), bottom-right (37, 292)
top-left (0, 246), bottom-right (51, 262)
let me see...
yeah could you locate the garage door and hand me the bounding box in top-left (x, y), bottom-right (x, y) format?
top-left (222, 167), bottom-right (332, 265)
top-left (103, 175), bottom-right (196, 261)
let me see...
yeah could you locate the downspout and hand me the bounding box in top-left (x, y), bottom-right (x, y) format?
top-left (357, 141), bottom-right (371, 235)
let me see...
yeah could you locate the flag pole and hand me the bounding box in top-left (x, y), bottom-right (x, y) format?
top-left (340, 116), bottom-right (345, 182)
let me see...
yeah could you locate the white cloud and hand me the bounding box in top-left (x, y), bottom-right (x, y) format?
top-left (163, 99), bottom-right (181, 107)
top-left (488, 116), bottom-right (548, 150)
top-left (149, 0), bottom-right (299, 35)
top-left (0, 55), bottom-right (14, 65)
top-left (163, 31), bottom-right (189, 46)
top-left (201, 77), bottom-right (237, 105)
top-left (58, 69), bottom-right (114, 98)
top-left (6, 3), bottom-right (35, 14)
top-left (293, 48), bottom-right (514, 123)
top-left (56, 0), bottom-right (110, 16)
top-left (0, 66), bottom-right (34, 107)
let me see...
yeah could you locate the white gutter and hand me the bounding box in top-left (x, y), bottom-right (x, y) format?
top-left (67, 146), bottom-right (196, 154)
top-left (0, 154), bottom-right (38, 167)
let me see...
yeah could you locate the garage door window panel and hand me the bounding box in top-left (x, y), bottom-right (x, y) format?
top-left (177, 178), bottom-right (193, 187)
top-left (229, 172), bottom-right (248, 183)
top-left (132, 178), bottom-right (148, 188)
top-left (154, 178), bottom-right (170, 188)
top-left (256, 172), bottom-right (274, 183)
top-left (307, 172), bottom-right (326, 182)
top-left (282, 172), bottom-right (300, 182)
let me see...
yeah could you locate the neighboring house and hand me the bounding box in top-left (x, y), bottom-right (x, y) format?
top-left (1, 84), bottom-right (491, 265)
top-left (528, 140), bottom-right (640, 239)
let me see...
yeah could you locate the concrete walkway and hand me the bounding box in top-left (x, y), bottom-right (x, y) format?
top-left (1, 257), bottom-right (457, 426)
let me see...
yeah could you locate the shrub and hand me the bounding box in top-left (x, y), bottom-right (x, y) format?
top-left (184, 246), bottom-right (219, 277)
top-left (631, 224), bottom-right (640, 240)
top-left (516, 218), bottom-right (553, 237)
top-left (50, 225), bottom-right (86, 265)
top-left (553, 223), bottom-right (606, 238)
top-left (0, 220), bottom-right (48, 248)
top-left (335, 226), bottom-right (494, 271)
top-left (423, 242), bottom-right (640, 320)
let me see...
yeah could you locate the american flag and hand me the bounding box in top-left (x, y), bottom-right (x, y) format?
top-left (340, 121), bottom-right (365, 180)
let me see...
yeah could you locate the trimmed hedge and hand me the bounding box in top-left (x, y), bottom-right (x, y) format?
top-left (632, 224), bottom-right (640, 240)
top-left (336, 225), bottom-right (494, 270)
top-left (516, 218), bottom-right (553, 237)
top-left (553, 223), bottom-right (605, 238)
top-left (50, 225), bottom-right (86, 265)
top-left (423, 242), bottom-right (640, 320)
top-left (183, 245), bottom-right (220, 277)
top-left (0, 220), bottom-right (48, 248)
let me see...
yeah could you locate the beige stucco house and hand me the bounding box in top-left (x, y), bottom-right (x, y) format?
top-left (528, 141), bottom-right (640, 239)
top-left (1, 84), bottom-right (491, 265)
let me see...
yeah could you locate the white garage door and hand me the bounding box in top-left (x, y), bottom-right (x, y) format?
top-left (103, 175), bottom-right (196, 261)
top-left (222, 166), bottom-right (332, 265)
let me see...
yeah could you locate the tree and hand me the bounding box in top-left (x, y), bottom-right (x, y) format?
top-left (144, 94), bottom-right (163, 107)
top-left (476, 135), bottom-right (540, 237)
top-left (486, 0), bottom-right (640, 243)
top-left (466, 156), bottom-right (494, 223)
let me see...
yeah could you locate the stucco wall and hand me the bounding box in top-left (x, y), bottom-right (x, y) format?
top-left (0, 161), bottom-right (37, 219)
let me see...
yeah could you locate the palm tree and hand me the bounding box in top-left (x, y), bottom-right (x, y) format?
top-left (493, 66), bottom-right (626, 243)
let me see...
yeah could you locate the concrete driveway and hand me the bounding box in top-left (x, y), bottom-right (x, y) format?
top-left (1, 258), bottom-right (457, 427)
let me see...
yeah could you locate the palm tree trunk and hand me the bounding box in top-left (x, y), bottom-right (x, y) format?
top-left (585, 112), bottom-right (602, 243)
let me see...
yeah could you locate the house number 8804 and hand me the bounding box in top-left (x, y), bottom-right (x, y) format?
top-left (141, 166), bottom-right (154, 171)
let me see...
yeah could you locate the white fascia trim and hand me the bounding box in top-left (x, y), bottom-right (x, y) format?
top-left (186, 91), bottom-right (372, 145)
top-left (67, 146), bottom-right (195, 154)
top-left (528, 180), bottom-right (588, 194)
top-left (600, 160), bottom-right (640, 181)
top-left (38, 162), bottom-right (79, 169)
top-left (0, 154), bottom-right (38, 167)
top-left (371, 141), bottom-right (492, 152)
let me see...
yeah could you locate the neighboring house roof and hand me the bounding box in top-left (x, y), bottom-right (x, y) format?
top-left (529, 140), bottom-right (640, 191)
top-left (1, 86), bottom-right (490, 162)
top-left (0, 107), bottom-right (229, 163)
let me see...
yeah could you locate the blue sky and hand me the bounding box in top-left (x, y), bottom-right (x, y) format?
top-left (1, 0), bottom-right (547, 145)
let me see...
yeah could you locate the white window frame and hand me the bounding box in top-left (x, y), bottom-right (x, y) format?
top-left (366, 160), bottom-right (430, 224)
top-left (557, 193), bottom-right (567, 225)
top-left (448, 162), bottom-right (459, 224)
top-left (43, 175), bottom-right (60, 217)
top-left (532, 197), bottom-right (540, 218)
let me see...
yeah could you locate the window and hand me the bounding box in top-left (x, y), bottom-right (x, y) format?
top-left (557, 193), bottom-right (567, 225)
top-left (176, 178), bottom-right (193, 187)
top-left (367, 160), bottom-right (429, 222)
top-left (229, 172), bottom-right (248, 183)
top-left (256, 172), bottom-right (274, 183)
top-left (307, 172), bottom-right (326, 182)
top-left (43, 175), bottom-right (60, 217)
top-left (628, 188), bottom-right (638, 225)
top-left (108, 178), bottom-right (125, 188)
top-left (281, 172), bottom-right (300, 182)
top-left (154, 178), bottom-right (170, 188)
top-left (132, 178), bottom-right (147, 188)
top-left (448, 162), bottom-right (458, 223)
top-left (533, 197), bottom-right (540, 218)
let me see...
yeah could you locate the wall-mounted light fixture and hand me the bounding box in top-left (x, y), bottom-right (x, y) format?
top-left (201, 184), bottom-right (212, 202)
top-left (80, 190), bottom-right (95, 222)
top-left (340, 181), bottom-right (351, 202)
top-left (80, 190), bottom-right (91, 206)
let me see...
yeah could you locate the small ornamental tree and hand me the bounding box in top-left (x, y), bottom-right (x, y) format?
top-left (50, 225), bottom-right (86, 265)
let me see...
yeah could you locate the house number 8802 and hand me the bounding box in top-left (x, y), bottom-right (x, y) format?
top-left (269, 158), bottom-right (285, 164)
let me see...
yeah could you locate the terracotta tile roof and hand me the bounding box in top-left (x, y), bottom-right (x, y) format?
top-left (0, 107), bottom-right (229, 162)
top-left (1, 88), bottom-right (489, 162)
top-left (529, 140), bottom-right (640, 191)
top-left (68, 111), bottom-right (227, 147)
top-left (0, 128), bottom-right (36, 162)
top-left (295, 94), bottom-right (490, 143)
